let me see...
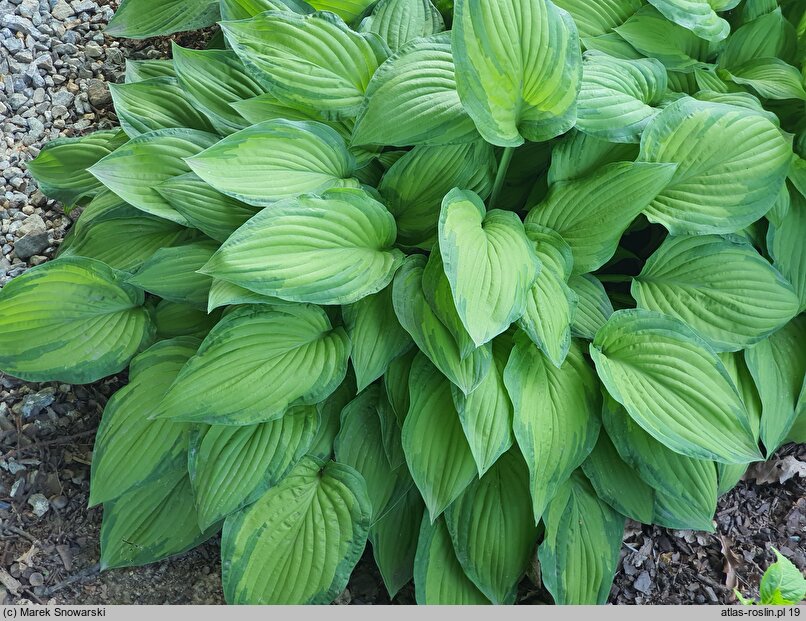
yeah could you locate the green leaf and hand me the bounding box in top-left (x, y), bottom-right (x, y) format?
top-left (724, 58), bottom-right (806, 101)
top-left (392, 256), bottom-right (492, 395)
top-left (504, 335), bottom-right (601, 522)
top-left (538, 471), bottom-right (625, 605)
top-left (718, 8), bottom-right (796, 70)
top-left (581, 431), bottom-right (655, 524)
top-left (719, 351), bottom-right (762, 440)
top-left (189, 405), bottom-right (319, 530)
top-left (553, 0), bottom-right (641, 38)
top-left (109, 77), bottom-right (216, 138)
top-left (402, 353), bottom-right (478, 520)
top-left (156, 304), bottom-right (349, 425)
top-left (717, 462), bottom-right (748, 496)
top-left (128, 240), bottom-right (218, 309)
top-left (89, 128), bottom-right (218, 225)
top-left (453, 337), bottom-right (514, 477)
top-left (615, 6), bottom-right (713, 73)
top-left (221, 458), bottom-right (371, 604)
top-left (384, 348), bottom-right (417, 425)
top-left (439, 188), bottom-right (540, 346)
top-left (155, 173), bottom-right (258, 243)
top-left (100, 468), bottom-right (211, 569)
top-left (577, 52), bottom-right (668, 143)
top-left (187, 120), bottom-right (358, 208)
top-left (308, 0), bottom-right (374, 21)
top-left (452, 0), bottom-right (582, 147)
top-left (646, 0), bottom-right (730, 41)
top-left (602, 394), bottom-right (718, 531)
top-left (0, 257), bottom-right (154, 384)
top-left (745, 316), bottom-right (806, 456)
top-left (359, 0), bottom-right (444, 51)
top-left (206, 279), bottom-right (287, 313)
top-left (547, 130), bottom-right (639, 185)
top-left (219, 0), bottom-right (313, 20)
top-left (516, 225), bottom-right (578, 367)
top-left (526, 162), bottom-right (677, 274)
top-left (638, 98), bottom-right (792, 235)
top-left (124, 59), bottom-right (175, 82)
top-left (90, 338), bottom-right (198, 506)
top-left (352, 33), bottom-right (478, 147)
top-left (172, 44), bottom-right (265, 132)
top-left (106, 0), bottom-right (219, 38)
top-left (633, 234), bottom-right (800, 352)
top-left (760, 549), bottom-right (806, 605)
top-left (445, 450), bottom-right (538, 604)
top-left (308, 372), bottom-right (356, 460)
top-left (343, 286), bottom-right (413, 391)
top-left (370, 485), bottom-right (425, 598)
top-left (413, 516), bottom-right (490, 604)
top-left (201, 187), bottom-right (403, 305)
top-left (590, 309), bottom-right (762, 464)
top-left (335, 386), bottom-right (413, 523)
top-left (154, 301), bottom-right (220, 340)
top-left (768, 189), bottom-right (806, 312)
top-left (222, 11), bottom-right (388, 118)
top-left (378, 141), bottom-right (495, 248)
top-left (27, 130), bottom-right (128, 205)
top-left (569, 274), bottom-right (613, 340)
top-left (59, 198), bottom-right (190, 273)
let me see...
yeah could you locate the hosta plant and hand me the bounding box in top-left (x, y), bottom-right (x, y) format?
top-left (1, 0), bottom-right (805, 605)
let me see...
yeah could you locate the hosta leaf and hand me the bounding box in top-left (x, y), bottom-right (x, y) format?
top-left (206, 279), bottom-right (287, 312)
top-left (308, 372), bottom-right (356, 461)
top-left (89, 128), bottom-right (218, 225)
top-left (646, 0), bottom-right (730, 42)
top-left (156, 304), bottom-right (349, 425)
top-left (719, 351), bottom-right (762, 440)
top-left (90, 338), bottom-right (197, 507)
top-left (760, 549), bottom-right (806, 605)
top-left (106, 0), bottom-right (219, 38)
top-left (335, 386), bottom-right (413, 522)
top-left (402, 353), bottom-right (478, 520)
top-left (154, 301), bottom-right (220, 340)
top-left (552, 0), bottom-right (642, 38)
top-left (189, 405), bottom-right (319, 530)
top-left (343, 286), bottom-right (413, 391)
top-left (100, 468), bottom-right (211, 569)
top-left (602, 395), bottom-right (718, 531)
top-left (109, 77), bottom-right (216, 137)
top-left (745, 316), bottom-right (806, 456)
top-left (453, 337), bottom-right (514, 477)
top-left (27, 130), bottom-right (128, 205)
top-left (352, 33), bottom-right (478, 147)
top-left (414, 516), bottom-right (489, 604)
top-left (577, 52), bottom-right (668, 143)
top-left (439, 189), bottom-right (540, 346)
top-left (718, 8), bottom-right (796, 70)
top-left (538, 471), bottom-right (625, 605)
top-left (526, 162), bottom-right (677, 274)
top-left (59, 201), bottom-right (189, 272)
top-left (0, 257), bottom-right (153, 384)
top-left (156, 173), bottom-right (258, 243)
top-left (453, 0), bottom-right (582, 146)
top-left (222, 11), bottom-right (388, 118)
top-left (384, 348), bottom-right (417, 425)
top-left (517, 225), bottom-right (578, 367)
top-left (221, 458), bottom-right (371, 604)
top-left (569, 274), bottom-right (613, 340)
top-left (723, 58), bottom-right (806, 101)
top-left (445, 450), bottom-right (538, 604)
top-left (504, 335), bottom-right (601, 522)
top-left (590, 309), bottom-right (762, 464)
top-left (547, 130), bottom-right (638, 185)
top-left (633, 235), bottom-right (800, 352)
top-left (581, 432), bottom-right (655, 524)
top-left (172, 44), bottom-right (265, 132)
top-left (128, 240), bottom-right (218, 309)
top-left (392, 256), bottom-right (492, 395)
top-left (359, 0), bottom-right (444, 51)
top-left (187, 120), bottom-right (358, 207)
top-left (308, 0), bottom-right (374, 21)
top-left (202, 188), bottom-right (403, 305)
top-left (219, 0), bottom-right (313, 20)
top-left (768, 190), bottom-right (806, 311)
top-left (615, 6), bottom-right (712, 73)
top-left (379, 141), bottom-right (496, 248)
top-left (637, 98), bottom-right (792, 234)
top-left (124, 59), bottom-right (175, 82)
top-left (370, 485), bottom-right (425, 598)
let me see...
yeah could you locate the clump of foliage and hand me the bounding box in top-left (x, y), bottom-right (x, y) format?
top-left (736, 549), bottom-right (806, 605)
top-left (0, 0), bottom-right (804, 605)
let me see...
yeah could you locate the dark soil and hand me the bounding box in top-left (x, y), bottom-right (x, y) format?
top-left (0, 371), bottom-right (802, 605)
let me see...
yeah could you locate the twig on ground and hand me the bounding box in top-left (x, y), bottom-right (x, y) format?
top-left (0, 430), bottom-right (96, 459)
top-left (44, 563), bottom-right (101, 597)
